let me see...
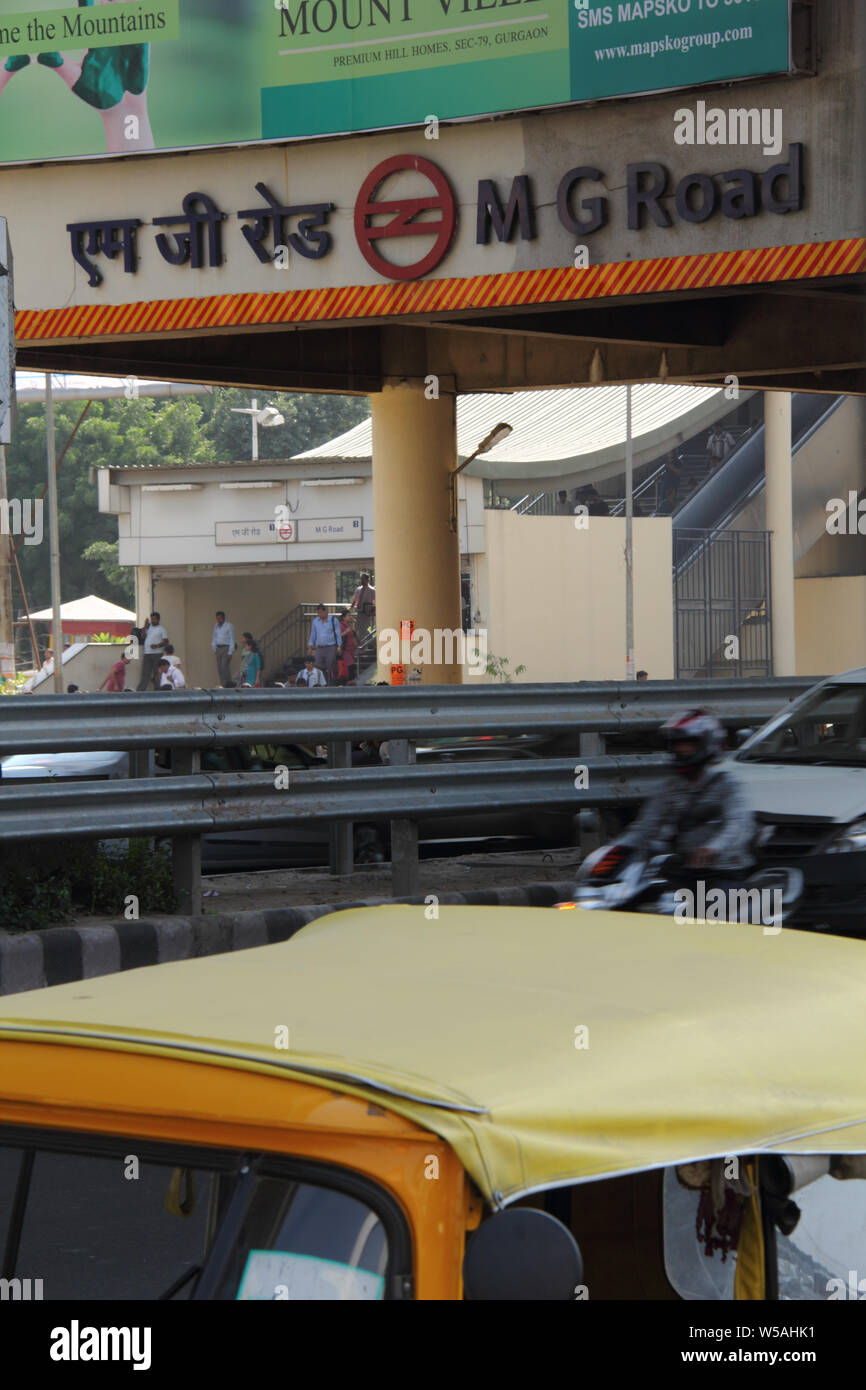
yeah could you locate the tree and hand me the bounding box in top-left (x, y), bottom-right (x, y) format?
top-left (81, 541), bottom-right (135, 604)
top-left (198, 388), bottom-right (367, 461)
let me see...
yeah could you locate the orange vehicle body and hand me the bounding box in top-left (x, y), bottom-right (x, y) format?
top-left (0, 1040), bottom-right (479, 1300)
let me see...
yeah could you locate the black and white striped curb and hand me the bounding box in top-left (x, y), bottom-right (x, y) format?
top-left (0, 882), bottom-right (573, 996)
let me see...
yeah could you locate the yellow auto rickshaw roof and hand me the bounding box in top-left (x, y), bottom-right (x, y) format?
top-left (1, 905), bottom-right (864, 1205)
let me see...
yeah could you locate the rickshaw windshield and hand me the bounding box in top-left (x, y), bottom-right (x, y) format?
top-left (0, 1129), bottom-right (409, 1302)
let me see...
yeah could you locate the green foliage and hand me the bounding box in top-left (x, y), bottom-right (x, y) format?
top-left (198, 388), bottom-right (369, 465)
top-left (0, 672), bottom-right (29, 695)
top-left (81, 542), bottom-right (135, 605)
top-left (5, 389), bottom-right (369, 617)
top-left (485, 652), bottom-right (528, 683)
top-left (0, 838), bottom-right (175, 931)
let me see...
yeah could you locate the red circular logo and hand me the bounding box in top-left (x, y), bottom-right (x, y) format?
top-left (354, 155), bottom-right (457, 282)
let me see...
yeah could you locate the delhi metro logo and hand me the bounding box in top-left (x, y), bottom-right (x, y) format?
top-left (354, 155), bottom-right (456, 281)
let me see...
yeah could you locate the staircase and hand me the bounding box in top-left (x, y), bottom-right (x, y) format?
top-left (259, 602), bottom-right (378, 684)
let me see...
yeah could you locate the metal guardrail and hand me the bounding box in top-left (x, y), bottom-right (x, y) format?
top-left (0, 678), bottom-right (815, 754)
top-left (0, 757), bottom-right (670, 841)
top-left (0, 676), bottom-right (819, 911)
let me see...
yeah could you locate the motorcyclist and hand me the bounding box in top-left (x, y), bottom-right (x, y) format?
top-left (599, 709), bottom-right (756, 881)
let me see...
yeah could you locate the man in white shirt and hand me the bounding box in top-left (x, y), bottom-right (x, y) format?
top-left (158, 658), bottom-right (186, 690)
top-left (212, 610), bottom-right (236, 687)
top-left (296, 655), bottom-right (327, 688)
top-left (137, 611), bottom-right (169, 690)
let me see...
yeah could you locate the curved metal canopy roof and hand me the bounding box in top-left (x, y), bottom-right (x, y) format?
top-left (298, 384), bottom-right (744, 489)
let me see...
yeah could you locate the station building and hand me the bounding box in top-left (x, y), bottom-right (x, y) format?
top-left (99, 383), bottom-right (866, 688)
top-left (2, 2), bottom-right (862, 684)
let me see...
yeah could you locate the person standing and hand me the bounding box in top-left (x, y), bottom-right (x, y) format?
top-left (337, 610), bottom-right (357, 685)
top-left (706, 425), bottom-right (735, 470)
top-left (350, 573), bottom-right (376, 636)
top-left (296, 655), bottom-right (327, 688)
top-left (239, 633), bottom-right (263, 687)
top-left (99, 652), bottom-right (130, 692)
top-left (308, 603), bottom-right (342, 682)
top-left (137, 611), bottom-right (168, 690)
top-left (212, 610), bottom-right (236, 687)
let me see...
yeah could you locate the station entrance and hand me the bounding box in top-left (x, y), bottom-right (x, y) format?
top-left (4, 6), bottom-right (864, 682)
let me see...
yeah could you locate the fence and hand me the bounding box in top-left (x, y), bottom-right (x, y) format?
top-left (674, 529), bottom-right (773, 679)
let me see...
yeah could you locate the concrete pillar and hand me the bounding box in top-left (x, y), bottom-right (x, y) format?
top-left (371, 383), bottom-right (462, 683)
top-left (135, 566), bottom-right (152, 622)
top-left (764, 392), bottom-right (796, 675)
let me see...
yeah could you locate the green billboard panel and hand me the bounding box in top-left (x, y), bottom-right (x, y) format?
top-left (0, 0), bottom-right (792, 165)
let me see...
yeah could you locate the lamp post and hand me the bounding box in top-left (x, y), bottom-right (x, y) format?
top-left (450, 421), bottom-right (513, 532)
top-left (625, 385), bottom-right (635, 681)
top-left (45, 373), bottom-right (64, 693)
top-left (230, 398), bottom-right (286, 461)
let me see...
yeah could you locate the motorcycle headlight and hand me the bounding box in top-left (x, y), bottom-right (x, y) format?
top-left (826, 818), bottom-right (866, 853)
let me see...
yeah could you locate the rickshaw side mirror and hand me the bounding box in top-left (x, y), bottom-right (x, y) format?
top-left (463, 1208), bottom-right (583, 1301)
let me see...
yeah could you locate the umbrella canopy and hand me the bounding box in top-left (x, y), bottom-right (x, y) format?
top-left (28, 595), bottom-right (135, 626)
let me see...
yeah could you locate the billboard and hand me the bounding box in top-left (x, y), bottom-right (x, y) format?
top-left (0, 0), bottom-right (792, 165)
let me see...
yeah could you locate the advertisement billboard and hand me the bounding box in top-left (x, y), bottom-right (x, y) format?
top-left (0, 0), bottom-right (792, 165)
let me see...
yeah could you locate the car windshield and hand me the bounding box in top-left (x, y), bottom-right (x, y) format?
top-left (738, 683), bottom-right (866, 766)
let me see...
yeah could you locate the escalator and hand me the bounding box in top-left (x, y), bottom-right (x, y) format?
top-left (671, 393), bottom-right (855, 677)
top-left (674, 394), bottom-right (843, 565)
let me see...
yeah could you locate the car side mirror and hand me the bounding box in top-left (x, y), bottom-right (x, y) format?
top-left (463, 1208), bottom-right (583, 1300)
top-left (733, 727), bottom-right (755, 748)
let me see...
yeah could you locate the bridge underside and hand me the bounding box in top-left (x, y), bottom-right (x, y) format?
top-left (17, 276), bottom-right (866, 397)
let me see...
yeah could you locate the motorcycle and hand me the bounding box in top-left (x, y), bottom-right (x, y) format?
top-left (557, 844), bottom-right (805, 930)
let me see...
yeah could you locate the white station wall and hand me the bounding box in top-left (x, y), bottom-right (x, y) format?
top-left (474, 512), bottom-right (674, 682)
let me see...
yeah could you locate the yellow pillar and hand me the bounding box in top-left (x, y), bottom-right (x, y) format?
top-left (371, 383), bottom-right (463, 683)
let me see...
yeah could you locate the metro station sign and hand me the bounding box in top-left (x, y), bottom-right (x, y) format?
top-left (64, 144), bottom-right (805, 289)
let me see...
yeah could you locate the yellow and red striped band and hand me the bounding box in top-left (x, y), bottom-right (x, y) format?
top-left (15, 237), bottom-right (864, 344)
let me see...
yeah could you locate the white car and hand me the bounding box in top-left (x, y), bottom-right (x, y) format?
top-left (726, 666), bottom-right (866, 934)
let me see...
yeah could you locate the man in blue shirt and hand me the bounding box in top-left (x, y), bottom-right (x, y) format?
top-left (308, 603), bottom-right (342, 681)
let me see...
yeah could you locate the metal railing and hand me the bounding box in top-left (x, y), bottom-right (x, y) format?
top-left (258, 602), bottom-right (348, 680)
top-left (0, 678), bottom-right (816, 908)
top-left (0, 756), bottom-right (670, 841)
top-left (0, 679), bottom-right (813, 754)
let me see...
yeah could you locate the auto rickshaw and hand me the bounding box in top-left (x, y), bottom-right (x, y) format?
top-left (0, 906), bottom-right (863, 1300)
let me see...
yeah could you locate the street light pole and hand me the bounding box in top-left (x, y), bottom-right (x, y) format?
top-left (251, 397), bottom-right (258, 462)
top-left (45, 373), bottom-right (64, 692)
top-left (624, 384), bottom-right (635, 681)
top-left (0, 443), bottom-right (13, 677)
